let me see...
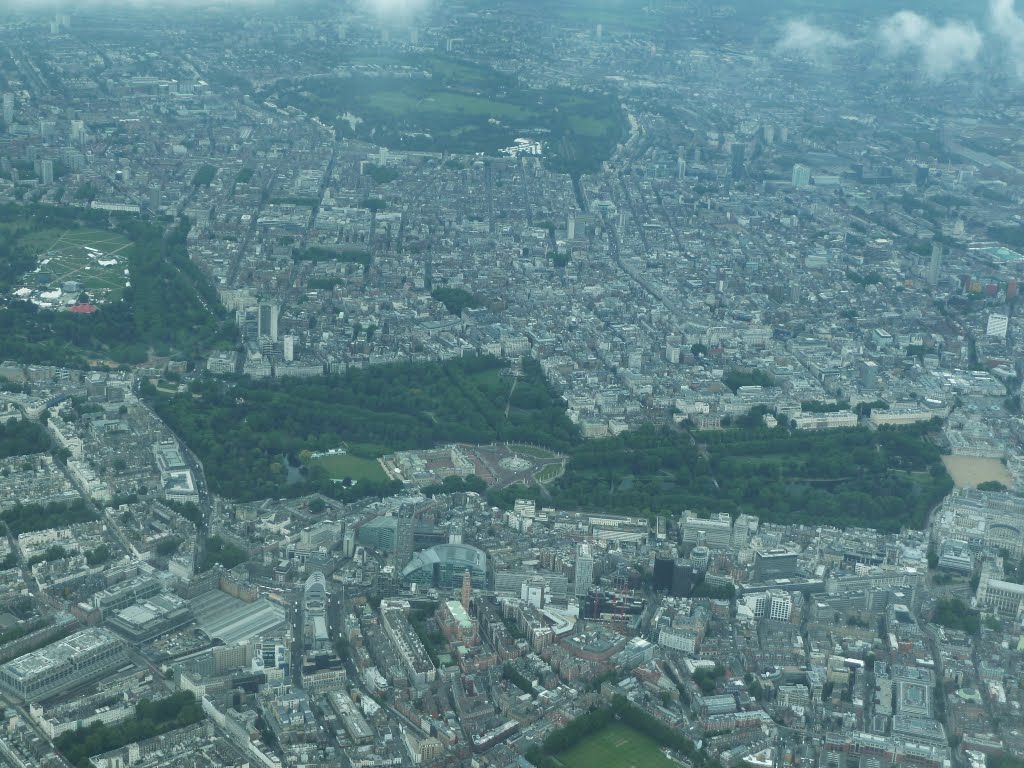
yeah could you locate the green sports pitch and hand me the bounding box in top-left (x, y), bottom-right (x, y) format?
top-left (556, 724), bottom-right (678, 768)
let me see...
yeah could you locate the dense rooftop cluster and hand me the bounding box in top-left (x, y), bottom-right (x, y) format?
top-left (0, 2), bottom-right (1023, 768)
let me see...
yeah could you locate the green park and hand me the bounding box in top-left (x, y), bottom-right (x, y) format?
top-left (153, 353), bottom-right (953, 533)
top-left (526, 697), bottom-right (721, 768)
top-left (263, 52), bottom-right (626, 176)
top-left (557, 723), bottom-right (677, 768)
top-left (0, 204), bottom-right (230, 367)
top-left (13, 226), bottom-right (133, 302)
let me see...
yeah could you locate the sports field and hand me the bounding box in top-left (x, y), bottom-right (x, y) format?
top-left (310, 452), bottom-right (389, 483)
top-left (557, 724), bottom-right (678, 768)
top-left (19, 227), bottom-right (132, 302)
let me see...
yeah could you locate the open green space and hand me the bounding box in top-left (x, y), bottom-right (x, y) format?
top-left (432, 287), bottom-right (482, 315)
top-left (199, 535), bottom-right (248, 572)
top-left (56, 692), bottom-right (203, 768)
top-left (15, 227), bottom-right (132, 302)
top-left (149, 356), bottom-right (578, 502)
top-left (512, 445), bottom-right (559, 460)
top-left (3, 499), bottom-right (96, 535)
top-left (154, 352), bottom-right (952, 530)
top-left (309, 452), bottom-right (389, 483)
top-left (558, 723), bottom-right (676, 768)
top-left (932, 597), bottom-right (981, 635)
top-left (0, 420), bottom-right (50, 458)
top-left (264, 53), bottom-right (625, 176)
top-left (192, 164), bottom-right (217, 187)
top-left (528, 697), bottom-right (720, 768)
top-left (490, 420), bottom-right (953, 533)
top-left (0, 204), bottom-right (230, 367)
top-left (535, 464), bottom-right (563, 484)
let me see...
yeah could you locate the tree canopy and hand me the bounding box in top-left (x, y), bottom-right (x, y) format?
top-left (0, 419), bottom-right (50, 458)
top-left (0, 205), bottom-right (230, 366)
top-left (150, 356), bottom-right (578, 501)
top-left (495, 421), bottom-right (951, 531)
top-left (55, 692), bottom-right (203, 768)
top-left (431, 287), bottom-right (482, 315)
top-left (4, 499), bottom-right (96, 535)
top-left (150, 353), bottom-right (950, 531)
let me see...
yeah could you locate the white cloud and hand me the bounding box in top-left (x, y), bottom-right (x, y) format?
top-left (0, 0), bottom-right (437, 17)
top-left (880, 11), bottom-right (982, 80)
top-left (990, 0), bottom-right (1024, 78)
top-left (358, 0), bottom-right (433, 22)
top-left (775, 19), bottom-right (852, 66)
top-left (3, 0), bottom-right (278, 7)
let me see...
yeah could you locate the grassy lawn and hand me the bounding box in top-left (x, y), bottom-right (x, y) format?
top-left (266, 53), bottom-right (625, 175)
top-left (369, 89), bottom-right (535, 122)
top-left (558, 723), bottom-right (677, 768)
top-left (367, 90), bottom-right (424, 113)
top-left (0, 217), bottom-right (31, 232)
top-left (513, 445), bottom-right (559, 460)
top-left (421, 55), bottom-right (497, 85)
top-left (468, 367), bottom-right (511, 397)
top-left (535, 464), bottom-right (563, 483)
top-left (426, 92), bottom-right (534, 120)
top-left (568, 115), bottom-right (612, 137)
top-left (17, 227), bottom-right (132, 302)
top-left (310, 452), bottom-right (388, 483)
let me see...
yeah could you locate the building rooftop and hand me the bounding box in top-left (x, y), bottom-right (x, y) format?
top-left (2, 627), bottom-right (120, 680)
top-left (445, 600), bottom-right (474, 629)
top-left (191, 590), bottom-right (286, 646)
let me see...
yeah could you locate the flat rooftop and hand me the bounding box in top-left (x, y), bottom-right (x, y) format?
top-left (2, 628), bottom-right (120, 680)
top-left (445, 600), bottom-right (474, 628)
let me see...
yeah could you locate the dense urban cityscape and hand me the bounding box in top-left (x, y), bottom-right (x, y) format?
top-left (0, 1), bottom-right (1022, 768)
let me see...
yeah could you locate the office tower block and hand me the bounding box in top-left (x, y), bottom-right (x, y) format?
top-left (986, 313), bottom-right (1009, 339)
top-left (574, 543), bottom-right (594, 597)
top-left (258, 302), bottom-right (279, 341)
top-left (928, 243), bottom-right (943, 286)
top-left (730, 142), bottom-right (745, 180)
top-left (395, 514), bottom-right (414, 570)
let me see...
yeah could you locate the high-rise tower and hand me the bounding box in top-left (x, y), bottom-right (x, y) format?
top-left (461, 569), bottom-right (472, 611)
top-left (395, 513), bottom-right (414, 570)
top-left (257, 302), bottom-right (279, 341)
top-left (574, 543), bottom-right (594, 598)
top-left (928, 243), bottom-right (943, 286)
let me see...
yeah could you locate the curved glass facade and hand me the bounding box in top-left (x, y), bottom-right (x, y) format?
top-left (400, 543), bottom-right (487, 590)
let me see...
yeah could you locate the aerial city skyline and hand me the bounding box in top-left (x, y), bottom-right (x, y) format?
top-left (0, 2), bottom-right (1022, 768)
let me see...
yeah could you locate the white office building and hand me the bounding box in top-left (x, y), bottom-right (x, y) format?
top-left (986, 313), bottom-right (1009, 339)
top-left (792, 164), bottom-right (811, 187)
top-left (574, 543), bottom-right (594, 597)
